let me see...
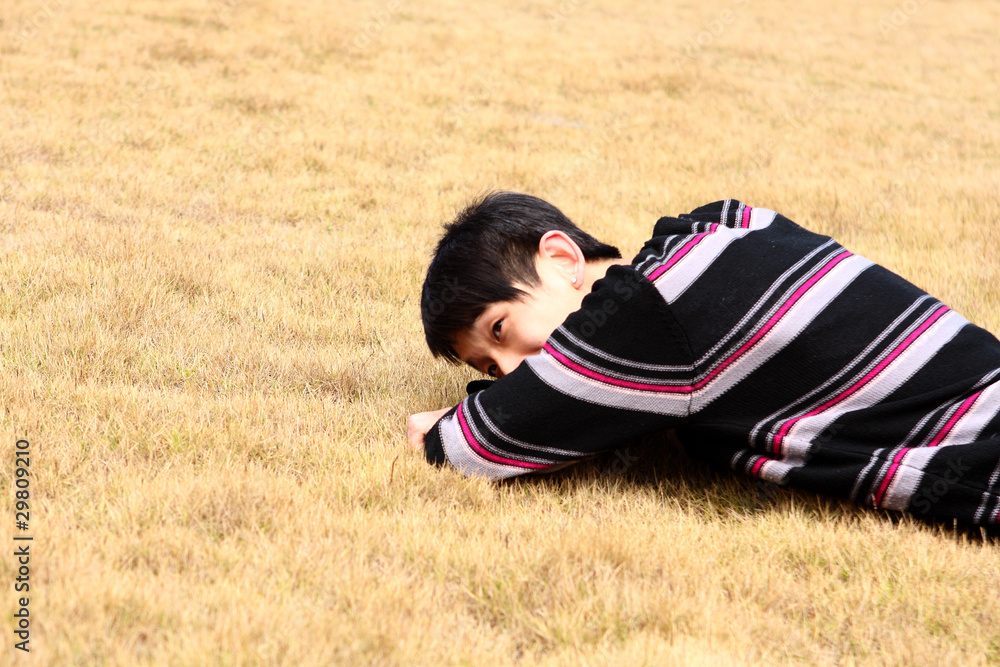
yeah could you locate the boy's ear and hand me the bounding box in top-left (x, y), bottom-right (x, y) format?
top-left (538, 230), bottom-right (585, 288)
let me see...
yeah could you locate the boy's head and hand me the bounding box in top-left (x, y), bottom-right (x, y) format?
top-left (421, 191), bottom-right (621, 374)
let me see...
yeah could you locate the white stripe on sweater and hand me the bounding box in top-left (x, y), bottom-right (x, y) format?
top-left (653, 208), bottom-right (777, 304)
top-left (437, 408), bottom-right (528, 481)
top-left (778, 310), bottom-right (968, 471)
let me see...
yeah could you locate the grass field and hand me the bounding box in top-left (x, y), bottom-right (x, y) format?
top-left (2, 0), bottom-right (1000, 663)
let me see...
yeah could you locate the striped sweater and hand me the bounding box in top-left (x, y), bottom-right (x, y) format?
top-left (424, 200), bottom-right (1000, 527)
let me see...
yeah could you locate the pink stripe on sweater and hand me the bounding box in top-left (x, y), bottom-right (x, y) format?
top-left (456, 403), bottom-right (548, 470)
top-left (772, 304), bottom-right (949, 453)
top-left (543, 344), bottom-right (691, 393)
top-left (647, 224), bottom-right (719, 282)
top-left (873, 448), bottom-right (911, 506)
top-left (697, 251), bottom-right (852, 394)
top-left (926, 390), bottom-right (984, 447)
top-left (547, 251), bottom-right (855, 398)
top-left (741, 206), bottom-right (753, 228)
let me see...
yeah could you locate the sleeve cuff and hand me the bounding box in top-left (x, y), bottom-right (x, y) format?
top-left (423, 408), bottom-right (457, 466)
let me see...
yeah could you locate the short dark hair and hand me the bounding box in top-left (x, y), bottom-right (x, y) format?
top-left (421, 191), bottom-right (621, 363)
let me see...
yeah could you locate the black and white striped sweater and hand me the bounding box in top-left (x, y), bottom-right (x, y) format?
top-left (424, 200), bottom-right (1000, 527)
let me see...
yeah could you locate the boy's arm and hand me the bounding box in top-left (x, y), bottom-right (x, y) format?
top-left (412, 199), bottom-right (770, 480)
top-left (415, 264), bottom-right (696, 480)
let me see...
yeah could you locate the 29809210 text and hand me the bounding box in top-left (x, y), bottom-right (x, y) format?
top-left (13, 439), bottom-right (32, 653)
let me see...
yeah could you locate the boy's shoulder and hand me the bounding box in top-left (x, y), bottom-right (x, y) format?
top-left (652, 199), bottom-right (753, 237)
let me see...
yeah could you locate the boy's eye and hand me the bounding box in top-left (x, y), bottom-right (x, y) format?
top-left (492, 319), bottom-right (503, 341)
top-left (487, 364), bottom-right (498, 378)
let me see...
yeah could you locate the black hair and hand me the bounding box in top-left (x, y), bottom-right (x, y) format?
top-left (421, 191), bottom-right (621, 363)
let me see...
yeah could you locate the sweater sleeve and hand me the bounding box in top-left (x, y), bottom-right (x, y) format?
top-left (423, 264), bottom-right (696, 480)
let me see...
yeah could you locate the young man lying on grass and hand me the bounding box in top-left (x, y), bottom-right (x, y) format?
top-left (407, 192), bottom-right (1000, 530)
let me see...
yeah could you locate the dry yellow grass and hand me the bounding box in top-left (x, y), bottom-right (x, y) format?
top-left (1, 0), bottom-right (999, 664)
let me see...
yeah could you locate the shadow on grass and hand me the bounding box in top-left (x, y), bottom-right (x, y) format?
top-left (502, 430), bottom-right (1000, 544)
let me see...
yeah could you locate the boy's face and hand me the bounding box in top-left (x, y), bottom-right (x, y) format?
top-left (452, 239), bottom-right (587, 379)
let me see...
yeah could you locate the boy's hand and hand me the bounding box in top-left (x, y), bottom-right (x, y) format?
top-left (406, 407), bottom-right (451, 453)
